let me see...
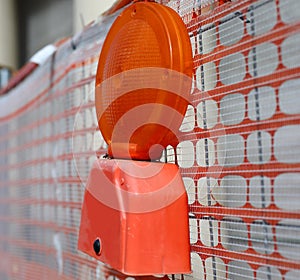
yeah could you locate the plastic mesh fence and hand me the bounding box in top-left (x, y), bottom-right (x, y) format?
top-left (0, 0), bottom-right (300, 279)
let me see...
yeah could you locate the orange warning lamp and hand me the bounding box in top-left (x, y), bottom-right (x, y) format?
top-left (78, 1), bottom-right (193, 276)
top-left (95, 1), bottom-right (193, 160)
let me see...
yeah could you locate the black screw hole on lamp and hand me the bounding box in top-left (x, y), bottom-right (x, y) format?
top-left (93, 238), bottom-right (101, 255)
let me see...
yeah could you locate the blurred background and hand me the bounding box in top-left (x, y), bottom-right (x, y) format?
top-left (0, 0), bottom-right (115, 71)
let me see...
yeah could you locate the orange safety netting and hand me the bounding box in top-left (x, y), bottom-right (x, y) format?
top-left (0, 0), bottom-right (299, 279)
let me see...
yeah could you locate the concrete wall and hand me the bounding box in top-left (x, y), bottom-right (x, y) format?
top-left (0, 0), bottom-right (17, 69)
top-left (73, 0), bottom-right (116, 33)
top-left (0, 0), bottom-right (116, 69)
top-left (26, 0), bottom-right (73, 60)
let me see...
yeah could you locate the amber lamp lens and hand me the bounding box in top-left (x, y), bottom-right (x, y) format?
top-left (95, 1), bottom-right (193, 160)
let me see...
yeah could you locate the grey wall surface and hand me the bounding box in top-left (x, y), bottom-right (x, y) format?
top-left (17, 0), bottom-right (73, 65)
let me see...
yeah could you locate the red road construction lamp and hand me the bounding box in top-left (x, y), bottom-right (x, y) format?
top-left (78, 1), bottom-right (193, 275)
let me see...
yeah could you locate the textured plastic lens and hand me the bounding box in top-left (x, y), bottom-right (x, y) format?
top-left (95, 2), bottom-right (193, 160)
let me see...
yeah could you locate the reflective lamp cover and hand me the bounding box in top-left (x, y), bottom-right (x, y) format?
top-left (95, 1), bottom-right (193, 160)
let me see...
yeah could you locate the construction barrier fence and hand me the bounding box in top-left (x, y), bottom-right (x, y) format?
top-left (0, 0), bottom-right (299, 279)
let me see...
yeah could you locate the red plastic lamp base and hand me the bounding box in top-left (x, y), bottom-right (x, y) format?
top-left (78, 158), bottom-right (191, 276)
